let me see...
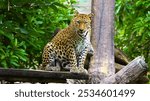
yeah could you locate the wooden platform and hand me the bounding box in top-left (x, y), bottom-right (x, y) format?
top-left (0, 68), bottom-right (89, 83)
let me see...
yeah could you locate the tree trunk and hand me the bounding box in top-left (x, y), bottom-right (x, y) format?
top-left (89, 0), bottom-right (115, 83)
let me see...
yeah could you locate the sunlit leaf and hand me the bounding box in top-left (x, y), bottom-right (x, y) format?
top-left (20, 27), bottom-right (29, 34)
top-left (52, 2), bottom-right (67, 8)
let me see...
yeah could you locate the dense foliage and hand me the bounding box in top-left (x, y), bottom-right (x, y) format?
top-left (115, 0), bottom-right (150, 81)
top-left (0, 0), bottom-right (75, 69)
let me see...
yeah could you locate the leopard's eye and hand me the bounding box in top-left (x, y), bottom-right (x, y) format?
top-left (85, 21), bottom-right (88, 24)
top-left (76, 20), bottom-right (80, 24)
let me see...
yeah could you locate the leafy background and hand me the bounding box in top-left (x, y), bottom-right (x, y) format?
top-left (0, 0), bottom-right (76, 69)
top-left (115, 0), bottom-right (150, 82)
top-left (0, 0), bottom-right (149, 82)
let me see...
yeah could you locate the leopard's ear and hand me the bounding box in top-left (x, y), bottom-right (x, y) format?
top-left (74, 10), bottom-right (79, 17)
top-left (88, 13), bottom-right (94, 19)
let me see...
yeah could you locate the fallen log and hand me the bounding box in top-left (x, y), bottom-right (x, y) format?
top-left (99, 56), bottom-right (148, 84)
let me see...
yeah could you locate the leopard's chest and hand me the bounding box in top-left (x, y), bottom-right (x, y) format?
top-left (74, 32), bottom-right (91, 54)
top-left (75, 39), bottom-right (88, 54)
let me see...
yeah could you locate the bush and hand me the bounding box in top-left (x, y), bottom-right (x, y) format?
top-left (115, 0), bottom-right (150, 81)
top-left (0, 0), bottom-right (76, 69)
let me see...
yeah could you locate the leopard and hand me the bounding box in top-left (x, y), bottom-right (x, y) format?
top-left (41, 12), bottom-right (93, 83)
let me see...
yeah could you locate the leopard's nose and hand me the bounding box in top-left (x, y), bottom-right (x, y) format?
top-left (79, 29), bottom-right (84, 33)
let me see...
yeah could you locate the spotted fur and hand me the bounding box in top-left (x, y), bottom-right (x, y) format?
top-left (41, 12), bottom-right (93, 74)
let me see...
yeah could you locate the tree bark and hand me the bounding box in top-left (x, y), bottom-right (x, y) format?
top-left (0, 68), bottom-right (88, 83)
top-left (89, 0), bottom-right (115, 83)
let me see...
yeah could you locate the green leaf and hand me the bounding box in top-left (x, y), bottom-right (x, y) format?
top-left (0, 30), bottom-right (4, 36)
top-left (0, 55), bottom-right (5, 60)
top-left (16, 54), bottom-right (27, 62)
top-left (20, 27), bottom-right (29, 34)
top-left (15, 49), bottom-right (27, 57)
top-left (11, 55), bottom-right (19, 60)
top-left (53, 2), bottom-right (67, 8)
top-left (50, 4), bottom-right (59, 12)
top-left (14, 38), bottom-right (18, 47)
top-left (35, 29), bottom-right (45, 34)
top-left (18, 41), bottom-right (26, 49)
top-left (0, 31), bottom-right (14, 40)
top-left (35, 21), bottom-right (43, 25)
top-left (10, 60), bottom-right (19, 67)
top-left (0, 48), bottom-right (5, 54)
top-left (1, 60), bottom-right (8, 68)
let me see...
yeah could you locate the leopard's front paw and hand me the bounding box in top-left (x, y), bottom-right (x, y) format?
top-left (78, 67), bottom-right (88, 74)
top-left (70, 67), bottom-right (79, 73)
top-left (45, 64), bottom-right (61, 71)
top-left (67, 67), bottom-right (88, 84)
top-left (70, 67), bottom-right (88, 74)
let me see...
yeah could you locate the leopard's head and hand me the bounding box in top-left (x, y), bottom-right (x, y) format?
top-left (70, 11), bottom-right (93, 38)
